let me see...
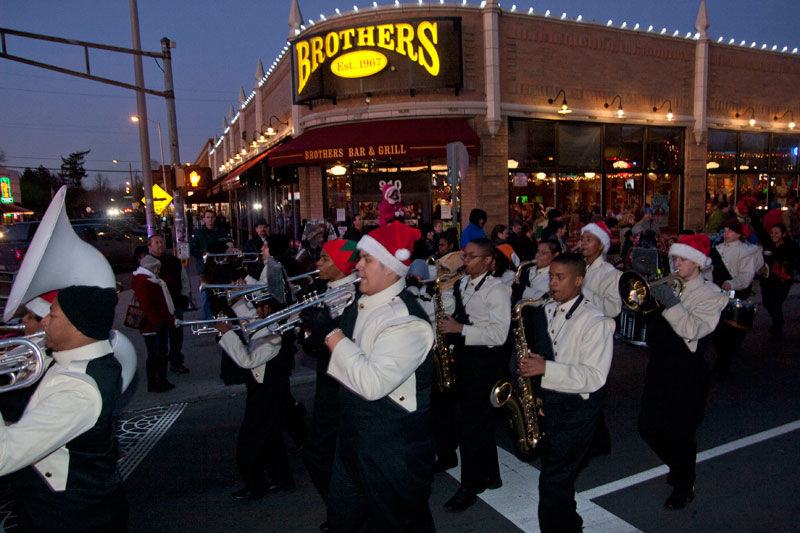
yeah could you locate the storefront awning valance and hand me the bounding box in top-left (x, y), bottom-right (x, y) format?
top-left (267, 118), bottom-right (480, 167)
top-left (225, 148), bottom-right (271, 182)
top-left (1, 203), bottom-right (34, 215)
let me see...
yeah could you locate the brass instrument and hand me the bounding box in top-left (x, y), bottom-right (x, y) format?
top-left (513, 259), bottom-right (537, 284)
top-left (0, 324), bottom-right (27, 334)
top-left (175, 315), bottom-right (255, 336)
top-left (202, 252), bottom-right (261, 263)
top-left (242, 279), bottom-right (359, 336)
top-left (618, 271), bottom-right (684, 313)
top-left (490, 297), bottom-right (549, 454)
top-left (431, 272), bottom-right (459, 392)
top-left (0, 333), bottom-right (48, 393)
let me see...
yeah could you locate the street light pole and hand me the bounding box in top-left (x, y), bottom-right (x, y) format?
top-left (131, 115), bottom-right (166, 194)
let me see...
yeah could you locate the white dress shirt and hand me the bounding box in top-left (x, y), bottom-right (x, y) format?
top-left (541, 296), bottom-right (615, 398)
top-left (219, 329), bottom-right (282, 384)
top-left (662, 276), bottom-right (728, 352)
top-left (0, 340), bottom-right (113, 490)
top-left (327, 278), bottom-right (434, 412)
top-left (442, 272), bottom-right (511, 347)
top-left (582, 256), bottom-right (622, 318)
top-left (522, 265), bottom-right (551, 301)
top-left (713, 241), bottom-right (761, 290)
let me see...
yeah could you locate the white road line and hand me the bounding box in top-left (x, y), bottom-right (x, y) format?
top-left (579, 418), bottom-right (800, 501)
top-left (448, 447), bottom-right (640, 532)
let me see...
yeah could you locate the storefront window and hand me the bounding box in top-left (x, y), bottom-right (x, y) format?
top-left (739, 133), bottom-right (769, 171)
top-left (604, 125), bottom-right (643, 171)
top-left (558, 124), bottom-right (602, 168)
top-left (769, 174), bottom-right (798, 206)
top-left (771, 134), bottom-right (799, 171)
top-left (706, 173), bottom-right (736, 215)
top-left (508, 120), bottom-right (555, 169)
top-left (707, 131), bottom-right (738, 171)
top-left (645, 173), bottom-right (680, 232)
top-left (432, 164), bottom-right (457, 226)
top-left (647, 127), bottom-right (683, 171)
top-left (508, 172), bottom-right (555, 222)
top-left (557, 173), bottom-right (601, 225)
top-left (605, 172), bottom-right (643, 222)
top-left (325, 165), bottom-right (351, 226)
top-left (738, 173), bottom-right (769, 209)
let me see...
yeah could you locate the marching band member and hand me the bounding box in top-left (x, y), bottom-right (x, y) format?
top-left (438, 238), bottom-right (511, 512)
top-left (518, 253), bottom-right (615, 533)
top-left (520, 240), bottom-right (562, 301)
top-left (255, 237), bottom-right (293, 305)
top-left (579, 222), bottom-right (621, 457)
top-left (298, 221), bottom-right (436, 532)
top-left (301, 240), bottom-right (359, 509)
top-left (217, 288), bottom-right (296, 501)
top-left (709, 218), bottom-right (760, 373)
top-left (638, 235), bottom-right (728, 510)
top-left (1, 286), bottom-right (128, 531)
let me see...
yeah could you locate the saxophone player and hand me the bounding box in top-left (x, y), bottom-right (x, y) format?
top-left (518, 253), bottom-right (615, 533)
top-left (437, 238), bottom-right (511, 512)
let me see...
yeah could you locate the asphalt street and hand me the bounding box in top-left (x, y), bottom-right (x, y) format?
top-left (16, 268), bottom-right (800, 532)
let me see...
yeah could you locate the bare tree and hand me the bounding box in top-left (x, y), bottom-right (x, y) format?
top-left (93, 173), bottom-right (110, 192)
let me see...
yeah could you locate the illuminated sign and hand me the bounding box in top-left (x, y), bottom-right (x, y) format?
top-left (141, 184), bottom-right (173, 215)
top-left (292, 17), bottom-right (462, 105)
top-left (189, 170), bottom-right (201, 187)
top-left (331, 50), bottom-right (388, 79)
top-left (303, 144), bottom-right (408, 162)
top-left (0, 177), bottom-right (13, 204)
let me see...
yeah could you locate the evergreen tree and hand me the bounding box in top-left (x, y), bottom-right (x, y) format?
top-left (20, 166), bottom-right (58, 216)
top-left (59, 150), bottom-right (90, 217)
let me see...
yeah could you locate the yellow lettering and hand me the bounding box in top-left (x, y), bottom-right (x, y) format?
top-left (356, 26), bottom-right (375, 47)
top-left (417, 21), bottom-right (439, 76)
top-left (376, 24), bottom-right (395, 51)
top-left (296, 41), bottom-right (311, 94)
top-left (395, 23), bottom-right (416, 60)
top-left (339, 29), bottom-right (356, 50)
top-left (324, 32), bottom-right (340, 58)
top-left (348, 147), bottom-right (355, 158)
top-left (310, 36), bottom-right (325, 73)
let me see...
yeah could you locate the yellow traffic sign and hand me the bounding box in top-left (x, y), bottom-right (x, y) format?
top-left (141, 184), bottom-right (173, 215)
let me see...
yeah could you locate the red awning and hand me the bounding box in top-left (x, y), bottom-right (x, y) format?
top-left (0, 203), bottom-right (34, 215)
top-left (222, 148), bottom-right (271, 185)
top-left (268, 118), bottom-right (480, 166)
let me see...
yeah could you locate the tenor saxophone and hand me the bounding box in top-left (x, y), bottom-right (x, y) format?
top-left (431, 272), bottom-right (461, 392)
top-left (490, 297), bottom-right (549, 454)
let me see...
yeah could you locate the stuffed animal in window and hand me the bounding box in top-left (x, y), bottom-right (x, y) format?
top-left (378, 182), bottom-right (404, 227)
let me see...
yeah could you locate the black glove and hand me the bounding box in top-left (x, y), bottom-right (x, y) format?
top-left (299, 305), bottom-right (337, 341)
top-left (298, 331), bottom-right (328, 359)
top-left (651, 283), bottom-right (680, 309)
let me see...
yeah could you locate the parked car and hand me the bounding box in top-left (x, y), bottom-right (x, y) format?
top-left (0, 218), bottom-right (148, 272)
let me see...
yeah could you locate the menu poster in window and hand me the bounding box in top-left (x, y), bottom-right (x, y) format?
top-left (440, 204), bottom-right (452, 220)
top-left (336, 208), bottom-right (346, 222)
top-left (652, 194), bottom-right (669, 227)
top-left (513, 173), bottom-right (528, 188)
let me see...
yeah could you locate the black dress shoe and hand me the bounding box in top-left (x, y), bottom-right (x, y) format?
top-left (485, 476), bottom-right (503, 490)
top-left (170, 364), bottom-right (190, 374)
top-left (664, 487), bottom-right (695, 510)
top-left (433, 457), bottom-right (458, 473)
top-left (319, 522), bottom-right (330, 532)
top-left (444, 487), bottom-right (477, 512)
top-left (266, 480), bottom-right (295, 492)
top-left (231, 487), bottom-right (267, 501)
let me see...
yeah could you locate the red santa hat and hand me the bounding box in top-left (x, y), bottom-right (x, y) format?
top-left (581, 222), bottom-right (612, 254)
top-left (357, 221), bottom-right (420, 276)
top-left (25, 290), bottom-right (58, 319)
top-left (669, 234), bottom-right (712, 268)
top-left (322, 239), bottom-right (359, 275)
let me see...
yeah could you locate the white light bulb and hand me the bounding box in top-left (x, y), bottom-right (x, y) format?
top-left (577, 15), bottom-right (582, 22)
top-left (647, 25), bottom-right (653, 32)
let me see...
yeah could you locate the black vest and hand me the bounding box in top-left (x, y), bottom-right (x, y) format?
top-left (12, 353), bottom-right (127, 532)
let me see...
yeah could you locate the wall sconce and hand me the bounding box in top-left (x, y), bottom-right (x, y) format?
top-left (365, 92), bottom-right (372, 105)
top-left (774, 110), bottom-right (795, 129)
top-left (736, 106), bottom-right (756, 127)
top-left (605, 95), bottom-right (624, 118)
top-left (264, 114), bottom-right (289, 136)
top-left (652, 99), bottom-right (674, 121)
top-left (547, 89), bottom-right (572, 114)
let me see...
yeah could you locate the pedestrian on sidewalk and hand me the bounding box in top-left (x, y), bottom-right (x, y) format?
top-left (148, 234), bottom-right (190, 374)
top-left (190, 209), bottom-right (233, 319)
top-left (132, 255), bottom-right (176, 392)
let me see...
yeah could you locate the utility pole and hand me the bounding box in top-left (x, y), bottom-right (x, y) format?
top-left (129, 0), bottom-right (156, 237)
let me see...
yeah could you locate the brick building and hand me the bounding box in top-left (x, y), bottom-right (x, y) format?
top-left (192, 0), bottom-right (800, 243)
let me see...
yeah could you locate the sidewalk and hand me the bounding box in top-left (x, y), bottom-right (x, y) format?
top-left (114, 266), bottom-right (316, 415)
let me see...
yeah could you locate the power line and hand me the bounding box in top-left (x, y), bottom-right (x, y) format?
top-left (0, 85), bottom-right (233, 103)
top-left (2, 165), bottom-right (141, 173)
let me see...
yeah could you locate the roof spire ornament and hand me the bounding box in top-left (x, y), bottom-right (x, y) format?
top-left (695, 0), bottom-right (709, 39)
top-left (255, 58), bottom-right (265, 81)
top-left (289, 0), bottom-right (304, 38)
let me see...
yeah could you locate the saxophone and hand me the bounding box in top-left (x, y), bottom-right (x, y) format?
top-left (490, 296), bottom-right (549, 454)
top-left (431, 271), bottom-right (462, 392)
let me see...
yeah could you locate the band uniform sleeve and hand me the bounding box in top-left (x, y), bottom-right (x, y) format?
top-left (728, 249), bottom-right (758, 290)
top-left (462, 284), bottom-right (511, 346)
top-left (0, 373), bottom-right (101, 477)
top-left (218, 329), bottom-right (281, 370)
top-left (662, 289), bottom-right (728, 344)
top-left (541, 316), bottom-right (614, 395)
top-left (584, 269), bottom-right (622, 318)
top-left (327, 319), bottom-right (434, 402)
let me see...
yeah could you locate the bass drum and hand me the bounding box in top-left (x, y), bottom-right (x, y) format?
top-left (618, 308), bottom-right (647, 347)
top-left (721, 299), bottom-right (756, 330)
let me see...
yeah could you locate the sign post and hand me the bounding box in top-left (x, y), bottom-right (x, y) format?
top-left (446, 141), bottom-right (469, 236)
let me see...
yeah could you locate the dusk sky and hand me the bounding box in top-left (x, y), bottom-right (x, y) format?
top-left (1, 0), bottom-right (798, 188)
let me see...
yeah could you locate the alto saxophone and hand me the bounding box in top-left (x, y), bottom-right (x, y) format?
top-left (431, 272), bottom-right (461, 392)
top-left (490, 296), bottom-right (549, 454)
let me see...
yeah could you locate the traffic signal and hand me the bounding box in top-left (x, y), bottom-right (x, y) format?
top-left (183, 166), bottom-right (211, 189)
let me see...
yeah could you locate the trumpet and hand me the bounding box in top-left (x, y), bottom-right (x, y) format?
top-left (288, 269), bottom-right (319, 285)
top-left (242, 279), bottom-right (359, 336)
top-left (618, 271), bottom-right (684, 313)
top-left (175, 315), bottom-right (255, 336)
top-left (0, 333), bottom-right (48, 393)
top-left (0, 324), bottom-right (27, 335)
top-left (202, 252), bottom-right (262, 264)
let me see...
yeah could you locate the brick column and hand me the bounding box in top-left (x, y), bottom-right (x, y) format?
top-left (298, 166), bottom-right (324, 221)
top-left (470, 117), bottom-right (509, 230)
top-left (684, 132), bottom-right (708, 232)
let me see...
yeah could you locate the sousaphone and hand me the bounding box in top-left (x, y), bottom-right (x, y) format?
top-left (3, 186), bottom-right (115, 322)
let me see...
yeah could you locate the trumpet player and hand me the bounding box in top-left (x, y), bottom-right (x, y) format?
top-left (517, 253), bottom-right (614, 533)
top-left (637, 235), bottom-right (728, 510)
top-left (1, 286), bottom-right (128, 531)
top-left (438, 238), bottom-right (511, 512)
top-left (298, 221), bottom-right (436, 532)
top-left (217, 288), bottom-right (296, 501)
top-left (300, 239), bottom-right (359, 510)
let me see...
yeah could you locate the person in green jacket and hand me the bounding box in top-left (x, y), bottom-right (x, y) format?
top-left (704, 201), bottom-right (730, 235)
top-left (189, 209), bottom-right (233, 319)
